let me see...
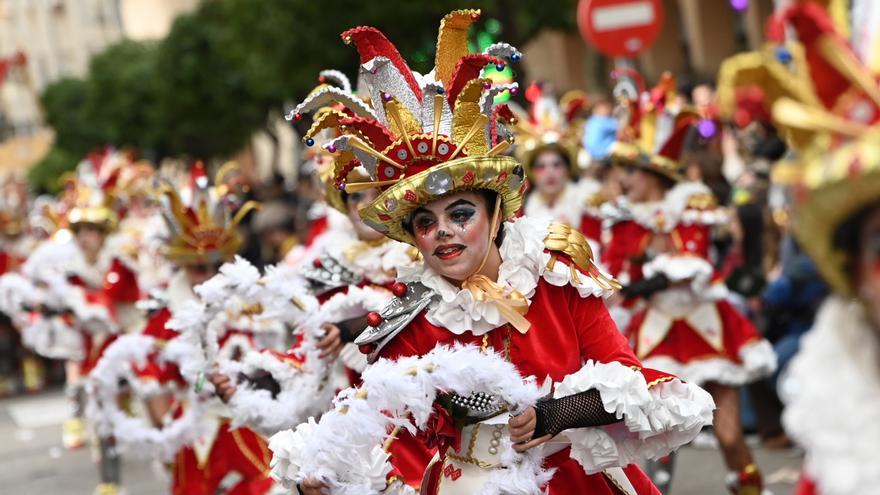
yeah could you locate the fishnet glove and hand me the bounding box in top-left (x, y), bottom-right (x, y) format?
top-left (533, 389), bottom-right (621, 438)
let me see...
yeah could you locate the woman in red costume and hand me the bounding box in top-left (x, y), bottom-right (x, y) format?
top-left (275, 10), bottom-right (714, 495)
top-left (604, 73), bottom-right (776, 495)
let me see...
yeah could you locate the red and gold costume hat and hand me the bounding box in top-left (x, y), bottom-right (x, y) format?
top-left (63, 150), bottom-right (133, 231)
top-left (296, 70), bottom-right (374, 216)
top-left (290, 9), bottom-right (523, 245)
top-left (513, 82), bottom-right (589, 178)
top-left (608, 70), bottom-right (699, 182)
top-left (158, 161), bottom-right (258, 266)
top-left (718, 1), bottom-right (880, 296)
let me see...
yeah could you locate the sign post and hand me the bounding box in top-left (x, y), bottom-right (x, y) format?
top-left (577, 0), bottom-right (664, 58)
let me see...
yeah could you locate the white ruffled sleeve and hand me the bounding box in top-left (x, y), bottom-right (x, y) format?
top-left (553, 360), bottom-right (715, 473)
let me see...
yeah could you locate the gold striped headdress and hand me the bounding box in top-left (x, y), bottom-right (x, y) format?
top-left (158, 161), bottom-right (258, 266)
top-left (289, 9), bottom-right (524, 245)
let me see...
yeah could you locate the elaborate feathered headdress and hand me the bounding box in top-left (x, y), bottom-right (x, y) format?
top-left (290, 9), bottom-right (523, 245)
top-left (608, 70), bottom-right (699, 181)
top-left (158, 162), bottom-right (259, 266)
top-left (718, 1), bottom-right (880, 296)
top-left (513, 82), bottom-right (589, 177)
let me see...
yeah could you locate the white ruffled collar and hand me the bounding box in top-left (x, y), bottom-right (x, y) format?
top-left (614, 181), bottom-right (715, 232)
top-left (524, 180), bottom-right (601, 230)
top-left (397, 215), bottom-right (613, 336)
top-left (782, 296), bottom-right (880, 495)
top-left (309, 211), bottom-right (413, 285)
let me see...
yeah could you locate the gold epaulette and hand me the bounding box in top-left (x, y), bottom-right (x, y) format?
top-left (686, 192), bottom-right (717, 210)
top-left (543, 223), bottom-right (621, 290)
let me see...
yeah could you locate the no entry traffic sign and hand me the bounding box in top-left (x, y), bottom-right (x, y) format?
top-left (577, 0), bottom-right (664, 57)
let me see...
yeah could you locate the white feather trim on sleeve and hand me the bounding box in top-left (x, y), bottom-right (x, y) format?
top-left (552, 360), bottom-right (715, 474)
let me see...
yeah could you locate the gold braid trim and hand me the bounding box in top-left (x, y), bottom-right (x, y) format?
top-left (543, 223), bottom-right (621, 290)
top-left (231, 428), bottom-right (270, 473)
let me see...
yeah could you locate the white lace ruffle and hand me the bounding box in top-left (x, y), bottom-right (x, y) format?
top-left (523, 179), bottom-right (600, 232)
top-left (553, 360), bottom-right (715, 474)
top-left (641, 339), bottom-right (777, 386)
top-left (397, 215), bottom-right (614, 336)
top-left (782, 297), bottom-right (880, 495)
top-left (617, 181), bottom-right (724, 232)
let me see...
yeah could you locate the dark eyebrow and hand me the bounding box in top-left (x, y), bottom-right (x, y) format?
top-left (445, 199), bottom-right (476, 210)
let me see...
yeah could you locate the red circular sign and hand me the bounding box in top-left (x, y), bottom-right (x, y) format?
top-left (577, 0), bottom-right (664, 57)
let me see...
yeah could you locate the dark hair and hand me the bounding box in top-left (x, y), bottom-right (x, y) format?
top-left (736, 203), bottom-right (764, 268)
top-left (833, 202), bottom-right (880, 280)
top-left (531, 143), bottom-right (571, 170)
top-left (402, 189), bottom-right (505, 248)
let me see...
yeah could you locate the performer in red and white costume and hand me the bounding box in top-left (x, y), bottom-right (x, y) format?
top-left (0, 176), bottom-right (44, 394)
top-left (270, 10), bottom-right (715, 495)
top-left (717, 2), bottom-right (880, 493)
top-left (211, 71), bottom-right (432, 490)
top-left (91, 162), bottom-right (275, 495)
top-left (14, 155), bottom-right (144, 495)
top-left (604, 73), bottom-right (775, 494)
top-left (515, 82), bottom-right (607, 251)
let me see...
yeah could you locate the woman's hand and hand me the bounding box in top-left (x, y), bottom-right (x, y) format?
top-left (208, 371), bottom-right (237, 403)
top-left (508, 406), bottom-right (552, 453)
top-left (317, 323), bottom-right (343, 359)
top-left (300, 477), bottom-right (329, 495)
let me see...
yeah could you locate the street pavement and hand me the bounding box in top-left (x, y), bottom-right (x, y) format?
top-left (0, 389), bottom-right (803, 494)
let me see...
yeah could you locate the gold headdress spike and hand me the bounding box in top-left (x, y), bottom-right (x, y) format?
top-left (717, 1), bottom-right (880, 296)
top-left (158, 161), bottom-right (259, 266)
top-left (289, 10), bottom-right (525, 245)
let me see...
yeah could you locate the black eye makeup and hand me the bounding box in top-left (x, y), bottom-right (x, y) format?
top-left (412, 213), bottom-right (437, 236)
top-left (449, 207), bottom-right (476, 226)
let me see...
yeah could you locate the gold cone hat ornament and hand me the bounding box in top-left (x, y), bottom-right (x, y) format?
top-left (158, 161), bottom-right (259, 266)
top-left (718, 0), bottom-right (880, 296)
top-left (289, 9), bottom-right (524, 245)
top-left (608, 70), bottom-right (699, 182)
top-left (513, 81), bottom-right (589, 178)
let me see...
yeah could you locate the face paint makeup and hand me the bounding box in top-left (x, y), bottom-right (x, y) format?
top-left (411, 192), bottom-right (493, 283)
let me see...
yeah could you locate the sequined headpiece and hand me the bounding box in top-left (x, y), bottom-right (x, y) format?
top-left (290, 9), bottom-right (524, 245)
top-left (158, 161), bottom-right (259, 266)
top-left (513, 82), bottom-right (588, 178)
top-left (718, 1), bottom-right (880, 296)
top-left (608, 70), bottom-right (698, 182)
